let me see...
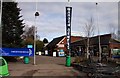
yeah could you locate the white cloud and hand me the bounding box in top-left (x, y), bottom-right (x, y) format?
top-left (18, 2), bottom-right (118, 41)
top-left (71, 31), bottom-right (85, 37)
top-left (15, 0), bottom-right (119, 2)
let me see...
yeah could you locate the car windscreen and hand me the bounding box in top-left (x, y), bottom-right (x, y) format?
top-left (0, 59), bottom-right (5, 66)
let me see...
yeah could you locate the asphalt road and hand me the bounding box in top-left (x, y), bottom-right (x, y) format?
top-left (8, 55), bottom-right (87, 77)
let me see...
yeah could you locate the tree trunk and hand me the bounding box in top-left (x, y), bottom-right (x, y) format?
top-left (87, 37), bottom-right (89, 59)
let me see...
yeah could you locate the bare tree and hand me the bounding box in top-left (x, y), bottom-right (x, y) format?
top-left (23, 25), bottom-right (35, 39)
top-left (109, 23), bottom-right (117, 39)
top-left (22, 25), bottom-right (40, 40)
top-left (84, 17), bottom-right (95, 59)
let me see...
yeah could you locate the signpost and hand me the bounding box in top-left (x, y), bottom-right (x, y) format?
top-left (0, 48), bottom-right (34, 56)
top-left (66, 6), bottom-right (72, 67)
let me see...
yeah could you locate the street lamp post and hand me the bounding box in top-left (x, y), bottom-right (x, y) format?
top-left (34, 11), bottom-right (39, 65)
top-left (96, 3), bottom-right (102, 63)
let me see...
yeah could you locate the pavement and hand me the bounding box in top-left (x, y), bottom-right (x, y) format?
top-left (8, 56), bottom-right (87, 77)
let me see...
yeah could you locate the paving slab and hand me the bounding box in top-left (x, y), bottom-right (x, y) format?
top-left (8, 56), bottom-right (87, 77)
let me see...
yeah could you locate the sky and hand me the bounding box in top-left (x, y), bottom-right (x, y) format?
top-left (16, 0), bottom-right (119, 42)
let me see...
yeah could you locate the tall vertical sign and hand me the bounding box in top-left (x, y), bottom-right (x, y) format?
top-left (66, 7), bottom-right (72, 55)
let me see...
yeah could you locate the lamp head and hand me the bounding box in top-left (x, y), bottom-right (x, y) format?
top-left (35, 11), bottom-right (39, 16)
top-left (96, 3), bottom-right (98, 5)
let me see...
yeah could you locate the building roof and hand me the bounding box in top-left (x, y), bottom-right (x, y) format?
top-left (46, 35), bottom-right (84, 48)
top-left (110, 39), bottom-right (120, 44)
top-left (46, 36), bottom-right (65, 48)
top-left (71, 34), bottom-right (119, 46)
top-left (90, 34), bottom-right (111, 45)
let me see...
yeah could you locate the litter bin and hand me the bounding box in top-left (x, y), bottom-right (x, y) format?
top-left (0, 57), bottom-right (9, 76)
top-left (24, 56), bottom-right (29, 64)
top-left (66, 56), bottom-right (71, 67)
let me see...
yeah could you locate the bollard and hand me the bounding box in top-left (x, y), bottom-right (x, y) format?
top-left (66, 56), bottom-right (71, 67)
top-left (24, 56), bottom-right (29, 64)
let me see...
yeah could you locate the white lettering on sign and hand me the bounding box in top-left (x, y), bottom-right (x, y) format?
top-left (29, 49), bottom-right (32, 55)
top-left (66, 7), bottom-right (72, 52)
top-left (67, 8), bottom-right (70, 11)
top-left (11, 49), bottom-right (32, 56)
top-left (11, 51), bottom-right (29, 53)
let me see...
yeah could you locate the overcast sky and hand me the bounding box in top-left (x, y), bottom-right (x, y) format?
top-left (17, 1), bottom-right (118, 42)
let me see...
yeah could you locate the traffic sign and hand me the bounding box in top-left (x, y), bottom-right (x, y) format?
top-left (0, 48), bottom-right (34, 56)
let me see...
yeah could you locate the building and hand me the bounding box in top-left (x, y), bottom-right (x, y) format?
top-left (71, 34), bottom-right (120, 57)
top-left (46, 36), bottom-right (84, 56)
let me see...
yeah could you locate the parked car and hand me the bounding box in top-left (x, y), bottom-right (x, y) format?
top-left (0, 57), bottom-right (9, 77)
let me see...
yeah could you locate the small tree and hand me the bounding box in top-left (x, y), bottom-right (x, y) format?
top-left (109, 23), bottom-right (117, 39)
top-left (22, 25), bottom-right (40, 40)
top-left (21, 37), bottom-right (34, 47)
top-left (36, 40), bottom-right (44, 52)
top-left (22, 25), bottom-right (35, 39)
top-left (43, 38), bottom-right (48, 43)
top-left (84, 17), bottom-right (95, 59)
